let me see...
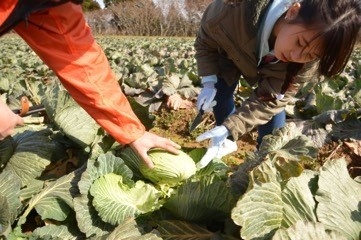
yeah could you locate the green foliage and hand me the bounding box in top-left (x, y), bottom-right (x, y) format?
top-left (0, 36), bottom-right (360, 239)
top-left (82, 0), bottom-right (101, 12)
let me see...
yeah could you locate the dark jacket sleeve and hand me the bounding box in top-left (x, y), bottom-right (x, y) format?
top-left (223, 61), bottom-right (319, 140)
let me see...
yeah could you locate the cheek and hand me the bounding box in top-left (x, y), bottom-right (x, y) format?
top-left (273, 38), bottom-right (284, 58)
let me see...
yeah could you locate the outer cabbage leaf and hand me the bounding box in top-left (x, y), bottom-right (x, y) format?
top-left (292, 119), bottom-right (330, 148)
top-left (78, 153), bottom-right (133, 195)
top-left (117, 146), bottom-right (143, 180)
top-left (259, 123), bottom-right (318, 180)
top-left (155, 220), bottom-right (238, 240)
top-left (188, 148), bottom-right (231, 180)
top-left (42, 87), bottom-right (101, 148)
top-left (231, 160), bottom-right (318, 239)
top-left (73, 194), bottom-right (114, 238)
top-left (231, 123), bottom-right (317, 196)
top-left (90, 173), bottom-right (161, 225)
top-left (281, 170), bottom-right (318, 227)
top-left (74, 153), bottom-right (134, 238)
top-left (229, 152), bottom-right (264, 196)
top-left (106, 218), bottom-right (162, 240)
top-left (273, 221), bottom-right (347, 240)
top-left (5, 129), bottom-right (57, 186)
top-left (329, 119), bottom-right (361, 141)
top-left (0, 195), bottom-right (10, 235)
top-left (0, 137), bottom-right (15, 169)
top-left (127, 97), bottom-right (155, 130)
top-left (163, 176), bottom-right (235, 222)
top-left (315, 158), bottom-right (361, 239)
top-left (18, 170), bottom-right (80, 225)
top-left (30, 224), bottom-right (83, 240)
top-left (0, 170), bottom-right (22, 224)
top-left (312, 108), bottom-right (354, 124)
top-left (314, 88), bottom-right (344, 113)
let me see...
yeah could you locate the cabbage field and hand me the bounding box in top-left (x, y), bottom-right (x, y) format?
top-left (0, 35), bottom-right (360, 239)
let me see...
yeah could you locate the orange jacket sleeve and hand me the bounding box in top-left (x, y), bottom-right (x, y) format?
top-left (0, 1), bottom-right (16, 25)
top-left (14, 2), bottom-right (145, 144)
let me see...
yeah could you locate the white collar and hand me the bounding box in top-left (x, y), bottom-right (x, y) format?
top-left (257, 0), bottom-right (300, 65)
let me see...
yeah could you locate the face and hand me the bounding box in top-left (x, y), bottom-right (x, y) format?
top-left (274, 23), bottom-right (322, 63)
top-left (273, 3), bottom-right (323, 63)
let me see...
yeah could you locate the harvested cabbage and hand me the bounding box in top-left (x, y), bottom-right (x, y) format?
top-left (120, 147), bottom-right (196, 187)
top-left (140, 149), bottom-right (196, 186)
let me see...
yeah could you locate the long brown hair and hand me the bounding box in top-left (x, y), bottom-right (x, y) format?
top-left (279, 0), bottom-right (360, 97)
top-left (296, 0), bottom-right (361, 77)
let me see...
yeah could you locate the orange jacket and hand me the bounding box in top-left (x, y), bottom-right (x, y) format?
top-left (0, 1), bottom-right (16, 26)
top-left (0, 1), bottom-right (145, 144)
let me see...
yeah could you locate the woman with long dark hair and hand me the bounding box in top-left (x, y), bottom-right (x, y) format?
top-left (195, 0), bottom-right (361, 168)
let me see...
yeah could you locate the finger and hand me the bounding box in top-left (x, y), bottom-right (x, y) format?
top-left (196, 98), bottom-right (205, 110)
top-left (202, 91), bottom-right (216, 110)
top-left (216, 139), bottom-right (238, 158)
top-left (161, 138), bottom-right (181, 154)
top-left (196, 131), bottom-right (214, 142)
top-left (133, 147), bottom-right (154, 169)
top-left (203, 100), bottom-right (217, 112)
top-left (141, 155), bottom-right (154, 169)
top-left (16, 115), bottom-right (24, 125)
top-left (196, 146), bottom-right (218, 169)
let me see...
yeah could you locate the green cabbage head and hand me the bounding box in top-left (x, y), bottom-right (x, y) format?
top-left (120, 147), bottom-right (197, 187)
top-left (140, 149), bottom-right (197, 187)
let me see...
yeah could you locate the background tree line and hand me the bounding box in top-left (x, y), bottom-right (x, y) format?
top-left (82, 0), bottom-right (211, 36)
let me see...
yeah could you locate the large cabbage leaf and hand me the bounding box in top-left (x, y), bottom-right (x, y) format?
top-left (231, 160), bottom-right (318, 239)
top-left (155, 220), bottom-right (239, 240)
top-left (230, 122), bottom-right (318, 196)
top-left (90, 173), bottom-right (161, 225)
top-left (163, 176), bottom-right (235, 222)
top-left (0, 195), bottom-right (9, 235)
top-left (0, 170), bottom-right (22, 225)
top-left (74, 153), bottom-right (134, 238)
top-left (30, 224), bottom-right (83, 240)
top-left (105, 218), bottom-right (162, 240)
top-left (42, 86), bottom-right (101, 148)
top-left (4, 129), bottom-right (57, 187)
top-left (259, 123), bottom-right (318, 180)
top-left (73, 194), bottom-right (114, 238)
top-left (273, 221), bottom-right (347, 240)
top-left (315, 158), bottom-right (361, 239)
top-left (0, 137), bottom-right (15, 168)
top-left (17, 169), bottom-right (80, 225)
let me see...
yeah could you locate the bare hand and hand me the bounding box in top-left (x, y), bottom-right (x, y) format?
top-left (0, 101), bottom-right (24, 140)
top-left (129, 131), bottom-right (181, 168)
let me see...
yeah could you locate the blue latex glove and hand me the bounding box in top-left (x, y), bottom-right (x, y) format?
top-left (196, 125), bottom-right (237, 169)
top-left (197, 76), bottom-right (217, 112)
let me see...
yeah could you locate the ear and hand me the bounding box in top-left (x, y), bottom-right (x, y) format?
top-left (285, 2), bottom-right (301, 20)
